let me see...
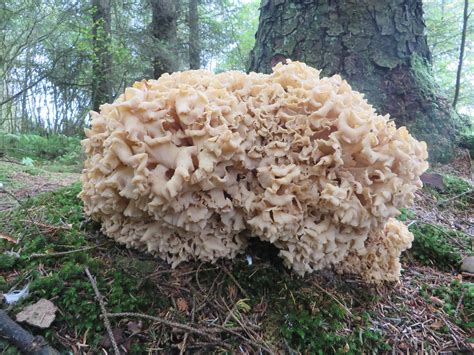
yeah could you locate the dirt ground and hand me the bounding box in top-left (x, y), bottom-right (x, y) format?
top-left (0, 161), bottom-right (80, 211)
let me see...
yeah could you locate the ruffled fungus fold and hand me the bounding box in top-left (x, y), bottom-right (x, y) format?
top-left (80, 61), bottom-right (428, 282)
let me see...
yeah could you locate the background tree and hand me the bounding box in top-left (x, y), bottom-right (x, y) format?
top-left (188, 0), bottom-right (201, 69)
top-left (424, 0), bottom-right (473, 115)
top-left (91, 0), bottom-right (112, 112)
top-left (249, 0), bottom-right (464, 162)
top-left (151, 0), bottom-right (178, 79)
top-left (452, 0), bottom-right (470, 108)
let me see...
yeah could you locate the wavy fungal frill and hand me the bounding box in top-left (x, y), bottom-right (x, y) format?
top-left (80, 61), bottom-right (428, 282)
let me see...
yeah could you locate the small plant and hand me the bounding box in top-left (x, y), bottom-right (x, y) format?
top-left (397, 207), bottom-right (415, 222)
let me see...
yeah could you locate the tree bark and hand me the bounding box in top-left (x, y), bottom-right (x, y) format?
top-left (91, 0), bottom-right (112, 112)
top-left (249, 0), bottom-right (460, 162)
top-left (188, 0), bottom-right (200, 69)
top-left (151, 0), bottom-right (178, 79)
top-left (452, 0), bottom-right (469, 108)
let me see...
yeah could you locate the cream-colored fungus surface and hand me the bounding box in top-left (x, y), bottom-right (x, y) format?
top-left (80, 61), bottom-right (428, 282)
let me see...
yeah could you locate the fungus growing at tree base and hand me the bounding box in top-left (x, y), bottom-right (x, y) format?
top-left (80, 61), bottom-right (428, 282)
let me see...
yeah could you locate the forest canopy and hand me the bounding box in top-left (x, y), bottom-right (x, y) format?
top-left (0, 0), bottom-right (471, 136)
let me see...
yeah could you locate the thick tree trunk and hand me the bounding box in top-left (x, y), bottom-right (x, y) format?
top-left (249, 0), bottom-right (459, 162)
top-left (188, 0), bottom-right (200, 69)
top-left (91, 0), bottom-right (112, 112)
top-left (151, 0), bottom-right (178, 79)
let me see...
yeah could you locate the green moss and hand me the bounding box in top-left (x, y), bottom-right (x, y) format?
top-left (421, 280), bottom-right (473, 331)
top-left (409, 223), bottom-right (472, 270)
top-left (423, 173), bottom-right (472, 207)
top-left (397, 207), bottom-right (415, 222)
top-left (0, 184), bottom-right (167, 352)
top-left (460, 133), bottom-right (474, 157)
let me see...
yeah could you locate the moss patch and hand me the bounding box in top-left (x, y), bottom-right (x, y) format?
top-left (409, 223), bottom-right (472, 270)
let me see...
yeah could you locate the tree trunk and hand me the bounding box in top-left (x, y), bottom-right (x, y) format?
top-left (249, 0), bottom-right (460, 162)
top-left (452, 0), bottom-right (469, 108)
top-left (188, 0), bottom-right (200, 69)
top-left (91, 0), bottom-right (112, 112)
top-left (151, 0), bottom-right (178, 79)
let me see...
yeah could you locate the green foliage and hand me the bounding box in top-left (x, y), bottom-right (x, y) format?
top-left (460, 132), bottom-right (474, 156)
top-left (397, 207), bottom-right (415, 222)
top-left (424, 0), bottom-right (474, 114)
top-left (409, 223), bottom-right (472, 270)
top-left (0, 184), bottom-right (166, 352)
top-left (227, 251), bottom-right (388, 353)
top-left (281, 306), bottom-right (389, 354)
top-left (0, 132), bottom-right (83, 171)
top-left (0, 253), bottom-right (18, 270)
top-left (421, 280), bottom-right (473, 330)
top-left (423, 173), bottom-right (473, 207)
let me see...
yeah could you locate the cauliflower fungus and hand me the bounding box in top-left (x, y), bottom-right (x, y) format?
top-left (80, 61), bottom-right (428, 282)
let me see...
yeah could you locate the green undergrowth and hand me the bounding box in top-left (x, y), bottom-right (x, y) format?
top-left (0, 184), bottom-right (168, 352)
top-left (229, 246), bottom-right (389, 354)
top-left (0, 132), bottom-right (84, 172)
top-left (0, 184), bottom-right (391, 353)
top-left (421, 280), bottom-right (474, 333)
top-left (409, 223), bottom-right (472, 270)
top-left (423, 173), bottom-right (472, 208)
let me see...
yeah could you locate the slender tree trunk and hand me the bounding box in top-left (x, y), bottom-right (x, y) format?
top-left (249, 0), bottom-right (460, 162)
top-left (91, 0), bottom-right (112, 112)
top-left (452, 0), bottom-right (469, 108)
top-left (188, 0), bottom-right (200, 69)
top-left (151, 0), bottom-right (178, 79)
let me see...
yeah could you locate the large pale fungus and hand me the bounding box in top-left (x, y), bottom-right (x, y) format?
top-left (80, 61), bottom-right (428, 282)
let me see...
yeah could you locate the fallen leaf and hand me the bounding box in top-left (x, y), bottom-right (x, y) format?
top-left (16, 298), bottom-right (57, 328)
top-left (430, 296), bottom-right (444, 306)
top-left (99, 328), bottom-right (124, 349)
top-left (176, 297), bottom-right (188, 312)
top-left (430, 319), bottom-right (444, 329)
top-left (0, 233), bottom-right (17, 244)
top-left (127, 320), bottom-right (142, 335)
top-left (228, 285), bottom-right (237, 301)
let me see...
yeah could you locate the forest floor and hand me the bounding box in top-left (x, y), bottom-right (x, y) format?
top-left (0, 160), bottom-right (80, 211)
top-left (0, 156), bottom-right (472, 354)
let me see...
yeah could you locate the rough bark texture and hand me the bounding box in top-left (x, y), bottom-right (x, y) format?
top-left (91, 0), bottom-right (112, 111)
top-left (188, 0), bottom-right (201, 69)
top-left (151, 0), bottom-right (178, 79)
top-left (249, 0), bottom-right (459, 162)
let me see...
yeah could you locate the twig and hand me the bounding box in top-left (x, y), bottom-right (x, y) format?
top-left (221, 265), bottom-right (250, 299)
top-left (180, 296), bottom-right (196, 355)
top-left (454, 289), bottom-right (466, 318)
top-left (106, 312), bottom-right (231, 350)
top-left (437, 189), bottom-right (473, 206)
top-left (29, 245), bottom-right (98, 259)
top-left (312, 282), bottom-right (353, 317)
top-left (84, 268), bottom-right (119, 355)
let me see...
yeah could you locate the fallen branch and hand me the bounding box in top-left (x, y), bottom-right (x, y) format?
top-left (221, 265), bottom-right (250, 299)
top-left (0, 310), bottom-right (59, 355)
top-left (84, 267), bottom-right (120, 355)
top-left (437, 189), bottom-right (473, 206)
